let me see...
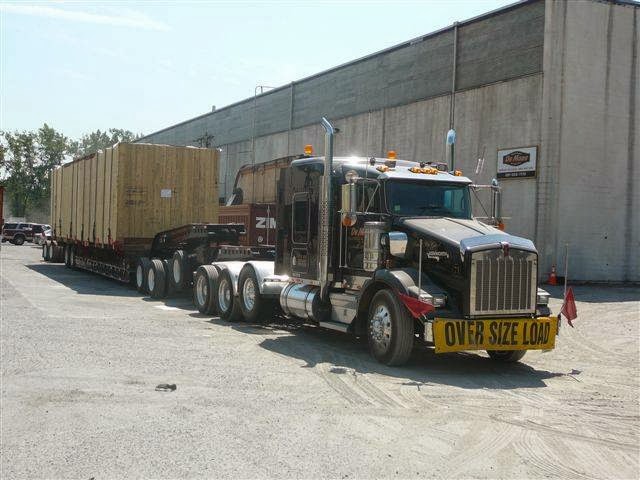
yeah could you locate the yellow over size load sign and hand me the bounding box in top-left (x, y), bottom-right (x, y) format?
top-left (432, 317), bottom-right (557, 353)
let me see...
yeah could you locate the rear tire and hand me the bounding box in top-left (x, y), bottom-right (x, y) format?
top-left (487, 350), bottom-right (526, 363)
top-left (148, 259), bottom-right (167, 299)
top-left (238, 265), bottom-right (273, 323)
top-left (367, 289), bottom-right (414, 366)
top-left (13, 235), bottom-right (25, 246)
top-left (170, 250), bottom-right (190, 291)
top-left (217, 269), bottom-right (242, 322)
top-left (135, 257), bottom-right (151, 293)
top-left (192, 265), bottom-right (219, 314)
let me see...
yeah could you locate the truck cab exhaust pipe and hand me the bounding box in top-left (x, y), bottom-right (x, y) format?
top-left (319, 117), bottom-right (335, 300)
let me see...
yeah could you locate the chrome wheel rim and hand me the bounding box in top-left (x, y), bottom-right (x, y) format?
top-left (173, 258), bottom-right (181, 284)
top-left (195, 275), bottom-right (208, 306)
top-left (147, 268), bottom-right (155, 292)
top-left (136, 265), bottom-right (143, 288)
top-left (242, 277), bottom-right (256, 311)
top-left (218, 278), bottom-right (231, 312)
top-left (370, 304), bottom-right (392, 353)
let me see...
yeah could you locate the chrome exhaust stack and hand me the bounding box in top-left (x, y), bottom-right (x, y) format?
top-left (319, 117), bottom-right (335, 300)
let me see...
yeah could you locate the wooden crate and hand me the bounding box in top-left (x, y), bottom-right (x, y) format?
top-left (51, 143), bottom-right (219, 247)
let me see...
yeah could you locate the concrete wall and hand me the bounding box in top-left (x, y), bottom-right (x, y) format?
top-left (538, 0), bottom-right (639, 282)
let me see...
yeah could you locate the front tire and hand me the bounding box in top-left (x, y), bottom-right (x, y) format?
top-left (367, 289), bottom-right (415, 366)
top-left (217, 269), bottom-right (242, 322)
top-left (13, 235), bottom-right (25, 246)
top-left (487, 350), bottom-right (527, 363)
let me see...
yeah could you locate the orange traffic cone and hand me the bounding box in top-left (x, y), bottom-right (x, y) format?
top-left (548, 265), bottom-right (558, 286)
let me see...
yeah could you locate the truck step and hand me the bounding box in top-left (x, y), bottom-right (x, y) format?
top-left (318, 321), bottom-right (350, 333)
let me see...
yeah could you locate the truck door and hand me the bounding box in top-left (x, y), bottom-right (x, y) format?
top-left (291, 192), bottom-right (310, 275)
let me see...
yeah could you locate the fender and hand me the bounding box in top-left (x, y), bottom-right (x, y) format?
top-left (362, 268), bottom-right (447, 314)
top-left (242, 260), bottom-right (287, 296)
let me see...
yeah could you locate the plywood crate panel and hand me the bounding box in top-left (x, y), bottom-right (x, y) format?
top-left (51, 143), bottom-right (219, 246)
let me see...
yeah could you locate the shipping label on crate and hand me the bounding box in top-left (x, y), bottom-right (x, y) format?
top-left (161, 189), bottom-right (172, 198)
top-left (497, 146), bottom-right (537, 178)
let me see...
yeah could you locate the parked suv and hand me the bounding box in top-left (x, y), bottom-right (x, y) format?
top-left (32, 224), bottom-right (52, 245)
top-left (1, 222), bottom-right (36, 245)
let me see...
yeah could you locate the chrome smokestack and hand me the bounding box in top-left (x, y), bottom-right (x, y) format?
top-left (319, 117), bottom-right (335, 300)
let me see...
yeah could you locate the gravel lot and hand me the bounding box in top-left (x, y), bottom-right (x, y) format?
top-left (1, 244), bottom-right (639, 479)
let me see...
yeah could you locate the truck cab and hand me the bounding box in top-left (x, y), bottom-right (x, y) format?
top-left (270, 119), bottom-right (555, 365)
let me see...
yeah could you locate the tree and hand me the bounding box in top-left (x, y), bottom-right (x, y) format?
top-left (71, 128), bottom-right (141, 157)
top-left (0, 124), bottom-right (71, 217)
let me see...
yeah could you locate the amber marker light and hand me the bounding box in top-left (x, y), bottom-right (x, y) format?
top-left (304, 144), bottom-right (313, 155)
top-left (387, 150), bottom-right (397, 159)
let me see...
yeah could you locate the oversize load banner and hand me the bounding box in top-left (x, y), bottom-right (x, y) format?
top-left (497, 146), bottom-right (537, 178)
top-left (432, 318), bottom-right (557, 353)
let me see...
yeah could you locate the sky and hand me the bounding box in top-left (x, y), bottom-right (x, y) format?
top-left (1, 0), bottom-right (514, 141)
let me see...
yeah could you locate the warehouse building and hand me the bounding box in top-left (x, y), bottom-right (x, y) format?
top-left (138, 0), bottom-right (639, 282)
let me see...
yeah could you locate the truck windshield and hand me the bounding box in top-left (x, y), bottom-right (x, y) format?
top-left (385, 181), bottom-right (471, 219)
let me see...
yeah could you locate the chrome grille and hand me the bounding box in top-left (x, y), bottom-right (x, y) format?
top-left (470, 249), bottom-right (537, 316)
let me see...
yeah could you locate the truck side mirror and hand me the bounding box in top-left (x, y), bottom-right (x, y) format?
top-left (341, 183), bottom-right (357, 227)
top-left (387, 231), bottom-right (408, 259)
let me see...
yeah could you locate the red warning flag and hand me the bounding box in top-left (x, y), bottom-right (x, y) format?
top-left (398, 293), bottom-right (435, 318)
top-left (560, 287), bottom-right (578, 327)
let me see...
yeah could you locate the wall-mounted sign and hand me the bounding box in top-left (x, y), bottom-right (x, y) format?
top-left (497, 146), bottom-right (537, 178)
top-left (160, 189), bottom-right (172, 198)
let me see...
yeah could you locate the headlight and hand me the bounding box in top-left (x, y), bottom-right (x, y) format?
top-left (537, 288), bottom-right (550, 305)
top-left (421, 292), bottom-right (446, 307)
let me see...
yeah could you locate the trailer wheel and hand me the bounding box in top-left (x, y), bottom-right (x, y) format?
top-left (171, 250), bottom-right (190, 291)
top-left (64, 245), bottom-right (71, 268)
top-left (52, 245), bottom-right (63, 263)
top-left (148, 259), bottom-right (168, 299)
top-left (487, 350), bottom-right (526, 363)
top-left (135, 257), bottom-right (151, 293)
top-left (217, 269), bottom-right (242, 322)
top-left (162, 259), bottom-right (175, 297)
top-left (367, 289), bottom-right (414, 366)
top-left (193, 265), bottom-right (219, 314)
top-left (69, 246), bottom-right (77, 269)
top-left (238, 265), bottom-right (272, 323)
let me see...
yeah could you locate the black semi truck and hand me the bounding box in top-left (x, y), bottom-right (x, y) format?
top-left (189, 118), bottom-right (557, 366)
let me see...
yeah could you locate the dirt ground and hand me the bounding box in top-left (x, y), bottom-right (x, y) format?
top-left (1, 244), bottom-right (639, 479)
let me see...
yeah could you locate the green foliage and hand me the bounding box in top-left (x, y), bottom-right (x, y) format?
top-left (0, 125), bottom-right (142, 217)
top-left (70, 128), bottom-right (141, 157)
top-left (0, 124), bottom-right (71, 217)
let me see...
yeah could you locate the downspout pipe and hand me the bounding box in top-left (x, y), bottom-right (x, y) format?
top-left (319, 117), bottom-right (335, 300)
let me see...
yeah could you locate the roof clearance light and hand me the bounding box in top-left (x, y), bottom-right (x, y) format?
top-left (387, 150), bottom-right (397, 159)
top-left (409, 167), bottom-right (421, 174)
top-left (376, 165), bottom-right (390, 173)
top-left (454, 170), bottom-right (463, 176)
top-left (304, 144), bottom-right (313, 155)
top-left (423, 167), bottom-right (439, 175)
